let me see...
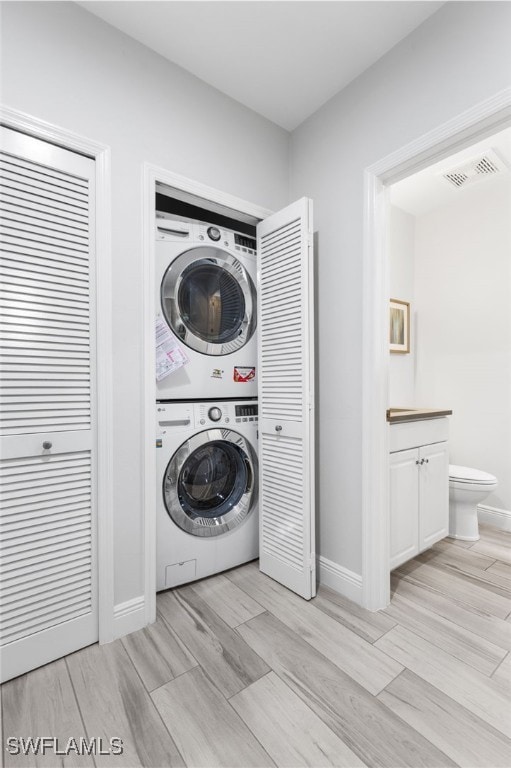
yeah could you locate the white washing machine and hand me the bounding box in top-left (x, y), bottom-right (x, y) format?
top-left (156, 399), bottom-right (259, 590)
top-left (155, 215), bottom-right (258, 400)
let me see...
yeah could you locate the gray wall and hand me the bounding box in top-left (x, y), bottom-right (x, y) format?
top-left (0, 1), bottom-right (289, 606)
top-left (289, 1), bottom-right (511, 576)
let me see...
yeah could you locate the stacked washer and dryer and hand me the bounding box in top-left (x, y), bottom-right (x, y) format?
top-left (155, 214), bottom-right (260, 590)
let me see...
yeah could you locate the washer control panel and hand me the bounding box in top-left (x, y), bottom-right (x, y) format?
top-left (196, 401), bottom-right (258, 428)
top-left (157, 401), bottom-right (258, 432)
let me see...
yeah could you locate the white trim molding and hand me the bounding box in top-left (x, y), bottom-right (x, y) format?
top-left (478, 504), bottom-right (511, 532)
top-left (318, 557), bottom-right (363, 604)
top-left (113, 596), bottom-right (146, 639)
top-left (362, 88), bottom-right (511, 611)
top-left (0, 105), bottom-right (115, 643)
top-left (142, 164), bottom-right (273, 628)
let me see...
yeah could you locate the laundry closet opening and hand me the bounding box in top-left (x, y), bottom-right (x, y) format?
top-left (154, 182), bottom-right (259, 593)
top-left (143, 168), bottom-right (316, 622)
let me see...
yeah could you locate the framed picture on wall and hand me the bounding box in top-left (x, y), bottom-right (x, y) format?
top-left (389, 298), bottom-right (410, 353)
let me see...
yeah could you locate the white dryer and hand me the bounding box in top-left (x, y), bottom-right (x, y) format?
top-left (155, 216), bottom-right (258, 400)
top-left (156, 399), bottom-right (259, 590)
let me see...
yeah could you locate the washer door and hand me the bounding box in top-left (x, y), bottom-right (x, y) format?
top-left (161, 246), bottom-right (256, 355)
top-left (163, 429), bottom-right (258, 537)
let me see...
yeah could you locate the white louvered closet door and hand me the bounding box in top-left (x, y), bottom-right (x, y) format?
top-left (0, 127), bottom-right (98, 683)
top-left (257, 198), bottom-right (316, 599)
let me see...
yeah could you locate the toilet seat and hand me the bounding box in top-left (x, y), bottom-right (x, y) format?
top-left (449, 464), bottom-right (497, 486)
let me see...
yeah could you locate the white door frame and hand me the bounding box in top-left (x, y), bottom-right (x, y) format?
top-left (362, 87), bottom-right (511, 611)
top-left (0, 105), bottom-right (115, 641)
top-left (142, 164), bottom-right (272, 624)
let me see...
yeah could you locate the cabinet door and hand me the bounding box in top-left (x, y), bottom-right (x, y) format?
top-left (389, 449), bottom-right (419, 570)
top-left (419, 441), bottom-right (449, 551)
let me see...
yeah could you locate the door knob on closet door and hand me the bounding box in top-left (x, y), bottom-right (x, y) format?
top-left (275, 425), bottom-right (282, 433)
top-left (42, 441), bottom-right (52, 450)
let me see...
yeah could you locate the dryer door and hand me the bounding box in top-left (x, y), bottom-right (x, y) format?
top-left (163, 429), bottom-right (258, 537)
top-left (161, 247), bottom-right (256, 355)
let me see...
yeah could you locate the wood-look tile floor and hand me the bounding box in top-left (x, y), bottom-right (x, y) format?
top-left (2, 523), bottom-right (510, 767)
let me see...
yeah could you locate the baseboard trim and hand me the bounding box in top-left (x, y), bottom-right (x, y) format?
top-left (318, 557), bottom-right (363, 603)
top-left (477, 504), bottom-right (511, 532)
top-left (113, 596), bottom-right (146, 639)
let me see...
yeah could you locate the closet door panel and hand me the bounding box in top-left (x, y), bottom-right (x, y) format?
top-left (0, 126), bottom-right (98, 683)
top-left (257, 198), bottom-right (315, 599)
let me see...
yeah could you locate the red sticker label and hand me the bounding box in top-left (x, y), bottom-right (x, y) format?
top-left (233, 366), bottom-right (256, 383)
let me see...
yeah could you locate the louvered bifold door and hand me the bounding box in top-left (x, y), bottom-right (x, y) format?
top-left (257, 198), bottom-right (316, 599)
top-left (0, 127), bottom-right (98, 683)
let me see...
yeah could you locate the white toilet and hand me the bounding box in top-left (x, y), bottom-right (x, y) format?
top-left (449, 464), bottom-right (498, 541)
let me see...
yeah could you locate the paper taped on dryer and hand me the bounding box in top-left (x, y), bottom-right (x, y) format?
top-left (155, 315), bottom-right (188, 380)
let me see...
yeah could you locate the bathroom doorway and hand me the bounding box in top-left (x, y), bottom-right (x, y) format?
top-left (387, 126), bottom-right (511, 532)
top-left (361, 91), bottom-right (511, 611)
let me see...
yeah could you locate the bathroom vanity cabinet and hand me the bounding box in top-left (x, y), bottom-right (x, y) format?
top-left (389, 417), bottom-right (449, 570)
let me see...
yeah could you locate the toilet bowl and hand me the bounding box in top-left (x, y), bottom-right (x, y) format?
top-left (449, 465), bottom-right (498, 541)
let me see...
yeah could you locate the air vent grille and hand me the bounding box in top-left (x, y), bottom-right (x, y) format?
top-left (441, 150), bottom-right (506, 189)
top-left (475, 156), bottom-right (499, 175)
top-left (444, 172), bottom-right (469, 188)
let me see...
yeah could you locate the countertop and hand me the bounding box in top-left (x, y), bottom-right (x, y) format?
top-left (387, 408), bottom-right (453, 423)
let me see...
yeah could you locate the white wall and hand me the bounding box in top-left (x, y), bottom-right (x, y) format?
top-left (290, 1), bottom-right (511, 576)
top-left (388, 206), bottom-right (415, 406)
top-left (0, 1), bottom-right (289, 607)
top-left (414, 176), bottom-right (511, 513)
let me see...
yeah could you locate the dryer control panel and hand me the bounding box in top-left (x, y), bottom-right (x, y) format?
top-left (155, 216), bottom-right (256, 257)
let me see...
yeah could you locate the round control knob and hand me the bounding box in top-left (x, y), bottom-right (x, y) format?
top-left (207, 226), bottom-right (221, 242)
top-left (208, 407), bottom-right (222, 422)
top-left (42, 441), bottom-right (52, 450)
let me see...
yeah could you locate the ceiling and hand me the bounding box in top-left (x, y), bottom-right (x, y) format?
top-left (77, 1), bottom-right (444, 131)
top-left (390, 127), bottom-right (511, 217)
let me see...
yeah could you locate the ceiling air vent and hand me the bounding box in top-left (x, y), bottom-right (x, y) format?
top-left (475, 155), bottom-right (500, 175)
top-left (444, 171), bottom-right (469, 188)
top-left (440, 149), bottom-right (506, 190)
